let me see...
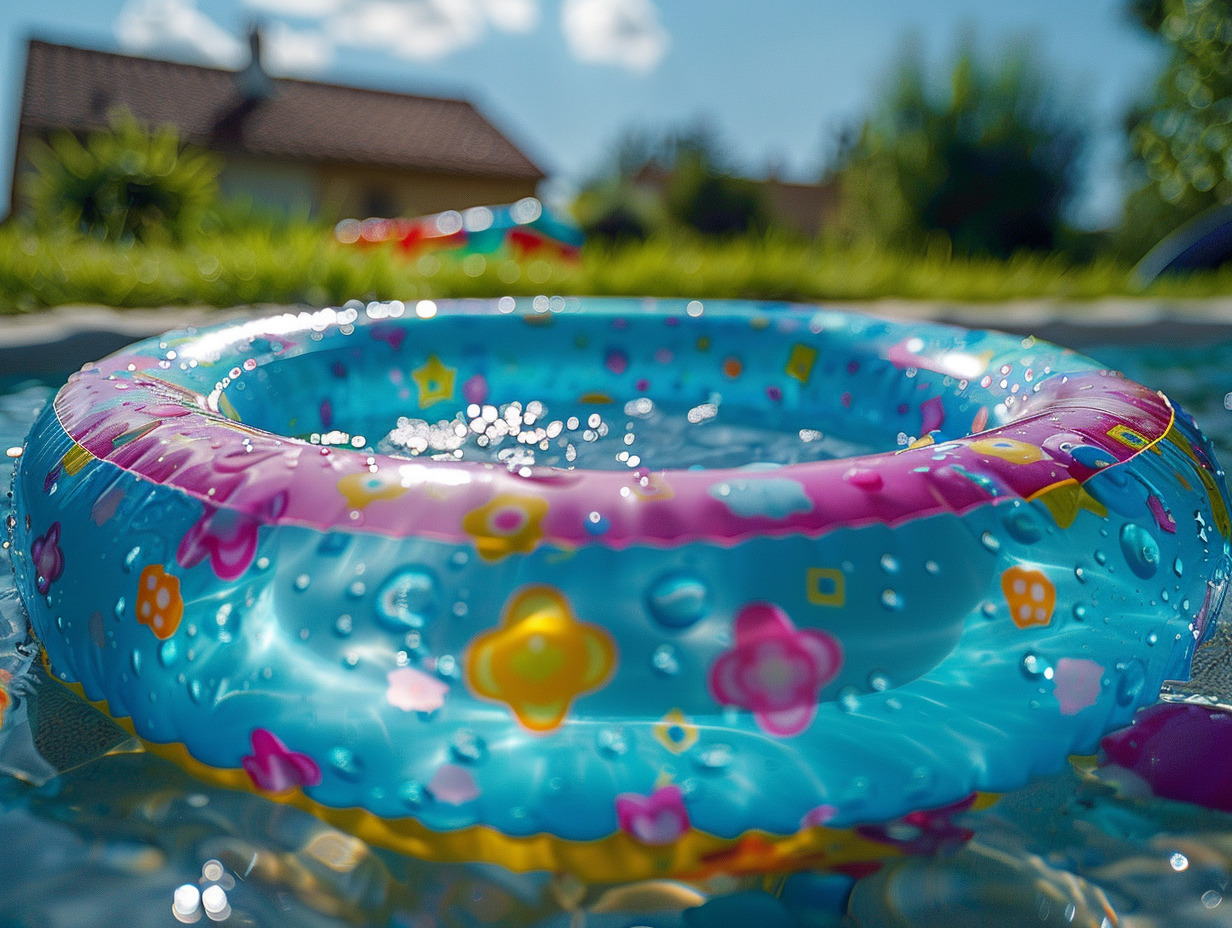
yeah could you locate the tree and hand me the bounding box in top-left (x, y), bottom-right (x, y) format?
top-left (572, 122), bottom-right (767, 240)
top-left (833, 38), bottom-right (1086, 258)
top-left (1120, 0), bottom-right (1232, 258)
top-left (23, 109), bottom-right (221, 243)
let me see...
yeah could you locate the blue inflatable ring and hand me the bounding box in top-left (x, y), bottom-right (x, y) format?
top-left (10, 298), bottom-right (1230, 881)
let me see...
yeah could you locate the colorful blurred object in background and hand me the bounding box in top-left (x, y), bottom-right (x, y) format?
top-left (335, 198), bottom-right (585, 261)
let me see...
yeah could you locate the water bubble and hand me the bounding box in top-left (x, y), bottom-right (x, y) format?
top-left (596, 726), bottom-right (628, 757)
top-left (868, 671), bottom-right (891, 692)
top-left (880, 554), bottom-right (900, 574)
top-left (880, 589), bottom-right (902, 610)
top-left (646, 573), bottom-right (709, 628)
top-left (450, 730), bottom-right (487, 764)
top-left (838, 686), bottom-right (861, 712)
top-left (329, 747), bottom-right (365, 781)
top-left (334, 614), bottom-right (354, 637)
top-left (158, 639), bottom-right (178, 667)
top-left (652, 644), bottom-right (681, 675)
top-left (294, 574), bottom-right (311, 591)
top-left (1072, 604), bottom-right (1088, 622)
top-left (1170, 851), bottom-right (1189, 871)
top-left (1202, 890), bottom-right (1222, 909)
top-left (348, 580), bottom-right (367, 598)
top-left (980, 532), bottom-right (1001, 553)
top-left (1116, 659), bottom-right (1147, 706)
top-left (694, 744), bottom-right (733, 770)
top-left (1120, 523), bottom-right (1160, 579)
top-left (1020, 651), bottom-right (1054, 680)
top-left (375, 568), bottom-right (438, 630)
top-left (1002, 507), bottom-right (1044, 544)
top-left (924, 560), bottom-right (941, 575)
top-left (399, 781), bottom-right (428, 808)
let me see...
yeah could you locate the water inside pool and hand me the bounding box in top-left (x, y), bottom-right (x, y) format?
top-left (3, 336), bottom-right (1232, 927)
top-left (373, 396), bottom-right (869, 469)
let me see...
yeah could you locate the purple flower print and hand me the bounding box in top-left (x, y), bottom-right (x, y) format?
top-left (616, 785), bottom-right (690, 846)
top-left (242, 729), bottom-right (321, 793)
top-left (177, 493), bottom-right (285, 580)
top-left (31, 522), bottom-right (63, 595)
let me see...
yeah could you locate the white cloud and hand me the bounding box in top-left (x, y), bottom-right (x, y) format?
top-left (561, 0), bottom-right (668, 74)
top-left (115, 0), bottom-right (245, 66)
top-left (264, 21), bottom-right (336, 74)
top-left (480, 0), bottom-right (538, 33)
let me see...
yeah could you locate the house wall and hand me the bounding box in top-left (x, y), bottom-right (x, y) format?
top-left (315, 165), bottom-right (540, 220)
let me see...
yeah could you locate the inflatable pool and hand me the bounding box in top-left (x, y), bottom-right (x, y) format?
top-left (9, 298), bottom-right (1230, 882)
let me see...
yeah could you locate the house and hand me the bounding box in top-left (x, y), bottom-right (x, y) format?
top-left (8, 33), bottom-right (546, 222)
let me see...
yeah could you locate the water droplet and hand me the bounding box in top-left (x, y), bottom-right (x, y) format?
top-left (838, 686), bottom-right (861, 712)
top-left (1115, 659), bottom-right (1147, 706)
top-left (924, 560), bottom-right (940, 575)
top-left (1002, 507), bottom-right (1044, 544)
top-left (399, 780), bottom-right (428, 808)
top-left (450, 730), bottom-right (487, 764)
top-left (1075, 566), bottom-right (1086, 583)
top-left (880, 589), bottom-right (902, 610)
top-left (188, 679), bottom-right (205, 703)
top-left (1020, 651), bottom-right (1053, 680)
top-left (329, 747), bottom-right (365, 781)
top-left (1072, 604), bottom-right (1088, 621)
top-left (868, 671), bottom-right (891, 692)
top-left (1202, 890), bottom-right (1222, 909)
top-left (435, 654), bottom-right (459, 679)
top-left (375, 568), bottom-right (438, 630)
top-left (694, 744), bottom-right (733, 770)
top-left (980, 531), bottom-right (1001, 552)
top-left (449, 549), bottom-right (469, 569)
top-left (1170, 851), bottom-right (1189, 871)
top-left (1146, 630), bottom-right (1159, 646)
top-left (652, 644), bottom-right (681, 675)
top-left (124, 546), bottom-right (142, 572)
top-left (130, 649), bottom-right (142, 676)
top-left (334, 614), bottom-right (354, 637)
top-left (880, 554), bottom-right (899, 574)
top-left (158, 639), bottom-right (178, 667)
top-left (1120, 523), bottom-right (1160, 579)
top-left (645, 573), bottom-right (709, 629)
top-left (1173, 557), bottom-right (1184, 578)
top-left (1094, 549), bottom-right (1107, 566)
top-left (980, 601), bottom-right (997, 619)
top-left (596, 726), bottom-right (628, 757)
top-left (114, 596), bottom-right (126, 619)
top-left (294, 574), bottom-right (311, 591)
top-left (348, 580), bottom-right (367, 598)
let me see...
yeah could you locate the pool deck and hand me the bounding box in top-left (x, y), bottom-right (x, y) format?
top-left (4, 298), bottom-right (1232, 376)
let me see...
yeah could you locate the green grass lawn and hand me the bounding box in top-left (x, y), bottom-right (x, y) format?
top-left (3, 223), bottom-right (1232, 312)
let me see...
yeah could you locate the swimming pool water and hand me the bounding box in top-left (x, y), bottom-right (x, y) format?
top-left (2, 335), bottom-right (1232, 927)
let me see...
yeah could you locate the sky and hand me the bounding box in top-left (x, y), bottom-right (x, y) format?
top-left (0, 0), bottom-right (1167, 228)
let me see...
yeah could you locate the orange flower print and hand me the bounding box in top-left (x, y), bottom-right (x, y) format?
top-left (1002, 566), bottom-right (1055, 629)
top-left (137, 564), bottom-right (184, 639)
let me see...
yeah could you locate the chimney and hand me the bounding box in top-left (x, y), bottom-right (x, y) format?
top-left (236, 23), bottom-right (275, 102)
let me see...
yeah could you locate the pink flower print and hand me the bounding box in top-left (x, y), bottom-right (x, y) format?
top-left (386, 667), bottom-right (449, 712)
top-left (708, 602), bottom-right (843, 737)
top-left (616, 785), bottom-right (690, 846)
top-left (31, 522), bottom-right (64, 595)
top-left (177, 494), bottom-right (285, 580)
top-left (242, 729), bottom-right (322, 794)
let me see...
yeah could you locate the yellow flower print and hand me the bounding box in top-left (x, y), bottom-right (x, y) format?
top-left (653, 708), bottom-right (699, 754)
top-left (969, 438), bottom-right (1043, 465)
top-left (338, 471), bottom-right (408, 510)
top-left (137, 564), bottom-right (183, 640)
top-left (462, 494), bottom-right (549, 561)
top-left (466, 585), bottom-right (616, 732)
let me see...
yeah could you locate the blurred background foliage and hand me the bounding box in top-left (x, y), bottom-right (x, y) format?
top-left (23, 109), bottom-right (222, 245)
top-left (9, 0), bottom-right (1232, 308)
top-left (1120, 0), bottom-right (1232, 259)
top-left (831, 37), bottom-right (1085, 260)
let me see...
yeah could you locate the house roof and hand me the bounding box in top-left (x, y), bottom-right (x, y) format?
top-left (17, 39), bottom-right (545, 181)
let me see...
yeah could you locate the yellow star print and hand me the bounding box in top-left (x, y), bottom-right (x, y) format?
top-left (411, 354), bottom-right (457, 408)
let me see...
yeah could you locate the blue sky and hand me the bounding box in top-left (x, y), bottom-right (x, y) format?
top-left (1, 0), bottom-right (1165, 227)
